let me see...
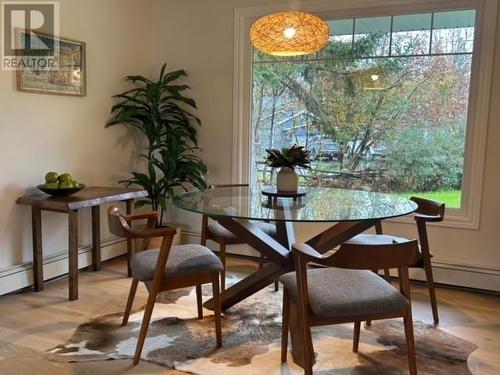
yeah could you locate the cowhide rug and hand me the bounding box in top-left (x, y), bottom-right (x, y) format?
top-left (48, 275), bottom-right (477, 374)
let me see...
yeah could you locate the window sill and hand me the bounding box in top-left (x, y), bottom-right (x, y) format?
top-left (387, 208), bottom-right (479, 230)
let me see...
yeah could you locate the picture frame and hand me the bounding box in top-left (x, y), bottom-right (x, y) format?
top-left (16, 30), bottom-right (86, 96)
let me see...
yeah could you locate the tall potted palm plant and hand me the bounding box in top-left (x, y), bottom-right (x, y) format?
top-left (106, 63), bottom-right (207, 224)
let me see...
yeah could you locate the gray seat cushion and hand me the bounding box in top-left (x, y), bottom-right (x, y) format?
top-left (130, 244), bottom-right (223, 281)
top-left (345, 234), bottom-right (409, 245)
top-left (280, 268), bottom-right (409, 319)
top-left (207, 221), bottom-right (277, 241)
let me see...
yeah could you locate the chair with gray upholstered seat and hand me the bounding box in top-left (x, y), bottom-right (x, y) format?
top-left (108, 206), bottom-right (223, 365)
top-left (201, 183), bottom-right (278, 291)
top-left (347, 196), bottom-right (445, 324)
top-left (280, 240), bottom-right (420, 375)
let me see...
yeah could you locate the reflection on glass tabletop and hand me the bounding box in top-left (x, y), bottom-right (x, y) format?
top-left (173, 186), bottom-right (417, 222)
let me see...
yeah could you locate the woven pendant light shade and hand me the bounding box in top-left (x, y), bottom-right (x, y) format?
top-left (250, 11), bottom-right (330, 56)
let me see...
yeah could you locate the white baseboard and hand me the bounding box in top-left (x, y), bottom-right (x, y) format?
top-left (1, 231), bottom-right (498, 297)
top-left (408, 261), bottom-right (500, 292)
top-left (0, 239), bottom-right (127, 296)
top-left (182, 230), bottom-right (500, 293)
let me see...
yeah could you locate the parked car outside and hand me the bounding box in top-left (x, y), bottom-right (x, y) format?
top-left (315, 139), bottom-right (342, 160)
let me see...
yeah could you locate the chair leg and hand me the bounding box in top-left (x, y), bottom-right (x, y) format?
top-left (353, 321), bottom-right (361, 353)
top-left (219, 243), bottom-right (226, 292)
top-left (423, 259), bottom-right (439, 324)
top-left (122, 278), bottom-right (138, 326)
top-left (298, 308), bottom-right (314, 375)
top-left (196, 284), bottom-right (203, 319)
top-left (281, 288), bottom-right (290, 362)
top-left (133, 285), bottom-right (158, 365)
top-left (403, 312), bottom-right (417, 375)
top-left (303, 327), bottom-right (314, 375)
top-left (212, 272), bottom-right (222, 348)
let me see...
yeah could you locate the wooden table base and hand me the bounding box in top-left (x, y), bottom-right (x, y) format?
top-left (203, 217), bottom-right (378, 310)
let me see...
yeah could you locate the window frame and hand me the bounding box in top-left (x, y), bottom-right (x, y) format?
top-left (233, 0), bottom-right (497, 229)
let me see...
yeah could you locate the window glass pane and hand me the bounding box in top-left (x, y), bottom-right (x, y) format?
top-left (391, 13), bottom-right (432, 55)
top-left (432, 10), bottom-right (476, 54)
top-left (354, 16), bottom-right (391, 56)
top-left (320, 19), bottom-right (354, 59)
top-left (330, 19), bottom-right (353, 36)
top-left (251, 10), bottom-right (475, 208)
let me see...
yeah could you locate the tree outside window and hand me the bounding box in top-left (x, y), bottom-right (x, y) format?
top-left (250, 9), bottom-right (475, 208)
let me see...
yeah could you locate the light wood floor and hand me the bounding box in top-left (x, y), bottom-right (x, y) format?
top-left (0, 256), bottom-right (498, 375)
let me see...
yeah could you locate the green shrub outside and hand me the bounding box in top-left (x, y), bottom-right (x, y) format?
top-left (383, 124), bottom-right (465, 192)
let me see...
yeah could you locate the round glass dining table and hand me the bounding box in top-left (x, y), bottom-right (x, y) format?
top-left (174, 186), bottom-right (416, 223)
top-left (173, 186), bottom-right (417, 310)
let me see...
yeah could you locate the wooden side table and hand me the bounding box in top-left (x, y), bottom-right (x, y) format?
top-left (17, 186), bottom-right (147, 300)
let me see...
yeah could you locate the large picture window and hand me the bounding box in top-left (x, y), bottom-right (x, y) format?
top-left (250, 9), bottom-right (476, 208)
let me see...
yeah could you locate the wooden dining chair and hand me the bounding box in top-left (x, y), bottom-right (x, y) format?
top-left (280, 240), bottom-right (420, 375)
top-left (108, 206), bottom-right (223, 365)
top-left (347, 196), bottom-right (445, 324)
top-left (200, 183), bottom-right (278, 291)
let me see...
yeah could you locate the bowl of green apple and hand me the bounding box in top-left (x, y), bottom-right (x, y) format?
top-left (37, 172), bottom-right (85, 197)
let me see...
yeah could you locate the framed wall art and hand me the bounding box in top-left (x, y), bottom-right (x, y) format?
top-left (16, 30), bottom-right (86, 96)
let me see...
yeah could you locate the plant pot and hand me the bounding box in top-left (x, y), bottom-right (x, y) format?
top-left (134, 223), bottom-right (182, 251)
top-left (277, 167), bottom-right (299, 192)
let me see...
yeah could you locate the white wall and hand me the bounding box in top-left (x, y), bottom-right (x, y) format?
top-left (0, 0), bottom-right (497, 293)
top-left (152, 0), bottom-right (500, 290)
top-left (0, 0), bottom-right (152, 271)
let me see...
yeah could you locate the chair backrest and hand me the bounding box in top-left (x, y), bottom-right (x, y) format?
top-left (107, 206), bottom-right (175, 282)
top-left (107, 206), bottom-right (174, 241)
top-left (108, 206), bottom-right (134, 238)
top-left (410, 196), bottom-right (445, 221)
top-left (410, 196), bottom-right (445, 258)
top-left (374, 196), bottom-right (444, 248)
top-left (331, 240), bottom-right (420, 270)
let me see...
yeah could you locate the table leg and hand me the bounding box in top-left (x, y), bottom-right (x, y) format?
top-left (276, 220), bottom-right (295, 250)
top-left (126, 199), bottom-right (132, 277)
top-left (274, 220), bottom-right (295, 291)
top-left (68, 209), bottom-right (79, 301)
top-left (203, 217), bottom-right (293, 311)
top-left (91, 206), bottom-right (101, 271)
top-left (204, 262), bottom-right (292, 311)
top-left (202, 217), bottom-right (379, 315)
top-left (31, 207), bottom-right (43, 292)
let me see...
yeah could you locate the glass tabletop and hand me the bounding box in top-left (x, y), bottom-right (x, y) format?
top-left (173, 186), bottom-right (417, 222)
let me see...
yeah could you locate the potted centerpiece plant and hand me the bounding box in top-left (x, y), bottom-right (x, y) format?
top-left (106, 63), bottom-right (207, 240)
top-left (265, 144), bottom-right (311, 192)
